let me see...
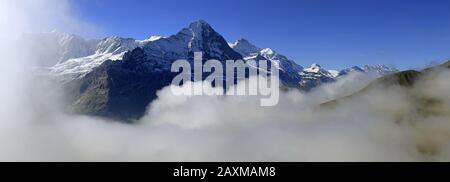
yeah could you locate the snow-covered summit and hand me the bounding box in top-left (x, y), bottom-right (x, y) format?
top-left (45, 32), bottom-right (174, 81)
top-left (363, 64), bottom-right (398, 74)
top-left (304, 63), bottom-right (322, 73)
top-left (229, 39), bottom-right (303, 72)
top-left (95, 36), bottom-right (139, 55)
top-left (338, 65), bottom-right (397, 77)
top-left (147, 35), bottom-right (164, 41)
top-left (142, 20), bottom-right (241, 62)
top-left (303, 63), bottom-right (337, 77)
top-left (260, 48), bottom-right (275, 55)
top-left (229, 38), bottom-right (260, 56)
top-left (228, 38), bottom-right (305, 87)
top-left (188, 20), bottom-right (212, 34)
top-left (301, 63), bottom-right (337, 79)
top-left (298, 63), bottom-right (336, 90)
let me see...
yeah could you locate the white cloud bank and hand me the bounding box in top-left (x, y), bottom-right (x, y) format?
top-left (0, 0), bottom-right (449, 162)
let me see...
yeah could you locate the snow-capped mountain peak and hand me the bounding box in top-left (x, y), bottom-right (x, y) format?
top-left (260, 48), bottom-right (276, 56)
top-left (147, 35), bottom-right (164, 41)
top-left (299, 63), bottom-right (336, 90)
top-left (301, 63), bottom-right (336, 78)
top-left (363, 64), bottom-right (398, 74)
top-left (139, 35), bottom-right (165, 44)
top-left (229, 38), bottom-right (261, 56)
top-left (338, 65), bottom-right (398, 77)
top-left (338, 66), bottom-right (365, 76)
top-left (141, 20), bottom-right (241, 61)
top-left (328, 70), bottom-right (340, 78)
top-left (304, 63), bottom-right (322, 73)
top-left (95, 36), bottom-right (139, 55)
top-left (228, 38), bottom-right (304, 87)
top-left (181, 20), bottom-right (215, 44)
top-left (188, 20), bottom-right (211, 30)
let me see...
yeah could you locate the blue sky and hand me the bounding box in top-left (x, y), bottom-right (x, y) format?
top-left (71, 0), bottom-right (450, 70)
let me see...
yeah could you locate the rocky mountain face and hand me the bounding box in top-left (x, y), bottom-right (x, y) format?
top-left (67, 21), bottom-right (245, 120)
top-left (28, 20), bottom-right (398, 120)
top-left (143, 20), bottom-right (242, 63)
top-left (71, 48), bottom-right (177, 120)
top-left (48, 36), bottom-right (146, 82)
top-left (229, 38), bottom-right (304, 88)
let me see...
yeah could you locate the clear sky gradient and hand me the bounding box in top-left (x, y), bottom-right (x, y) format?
top-left (72, 0), bottom-right (450, 70)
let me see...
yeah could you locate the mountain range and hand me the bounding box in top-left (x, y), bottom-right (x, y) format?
top-left (27, 20), bottom-right (398, 120)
